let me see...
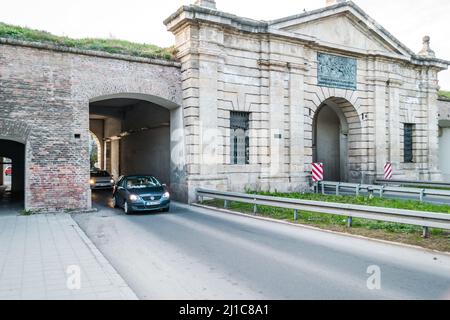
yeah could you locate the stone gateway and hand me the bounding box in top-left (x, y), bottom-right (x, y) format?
top-left (165, 0), bottom-right (449, 197)
top-left (0, 0), bottom-right (449, 211)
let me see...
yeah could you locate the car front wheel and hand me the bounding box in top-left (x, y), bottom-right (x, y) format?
top-left (124, 201), bottom-right (133, 215)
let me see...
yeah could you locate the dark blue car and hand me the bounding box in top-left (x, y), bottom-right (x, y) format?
top-left (112, 175), bottom-right (170, 214)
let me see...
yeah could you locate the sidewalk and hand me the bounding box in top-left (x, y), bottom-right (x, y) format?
top-left (0, 211), bottom-right (138, 300)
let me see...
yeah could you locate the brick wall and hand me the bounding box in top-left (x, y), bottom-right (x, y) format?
top-left (0, 40), bottom-right (181, 211)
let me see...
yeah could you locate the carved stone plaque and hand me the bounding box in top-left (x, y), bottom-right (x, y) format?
top-left (317, 53), bottom-right (357, 90)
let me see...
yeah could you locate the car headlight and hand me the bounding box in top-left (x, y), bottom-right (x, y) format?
top-left (90, 179), bottom-right (95, 185)
top-left (129, 194), bottom-right (140, 202)
top-left (162, 192), bottom-right (170, 199)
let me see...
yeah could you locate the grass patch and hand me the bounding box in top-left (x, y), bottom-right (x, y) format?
top-left (20, 209), bottom-right (35, 216)
top-left (202, 192), bottom-right (450, 252)
top-left (0, 22), bottom-right (176, 61)
top-left (439, 90), bottom-right (450, 100)
top-left (250, 191), bottom-right (450, 214)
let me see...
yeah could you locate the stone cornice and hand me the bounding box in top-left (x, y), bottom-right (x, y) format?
top-left (365, 76), bottom-right (388, 85)
top-left (258, 59), bottom-right (288, 72)
top-left (176, 47), bottom-right (225, 61)
top-left (164, 5), bottom-right (267, 33)
top-left (387, 77), bottom-right (404, 88)
top-left (258, 60), bottom-right (311, 73)
top-left (165, 3), bottom-right (450, 71)
top-left (288, 62), bottom-right (310, 70)
top-left (0, 38), bottom-right (181, 68)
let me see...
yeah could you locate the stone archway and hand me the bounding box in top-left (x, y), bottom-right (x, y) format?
top-left (0, 118), bottom-right (31, 144)
top-left (312, 97), bottom-right (362, 182)
top-left (87, 92), bottom-right (187, 203)
top-left (0, 119), bottom-right (30, 209)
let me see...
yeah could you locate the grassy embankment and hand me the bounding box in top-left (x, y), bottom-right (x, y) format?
top-left (202, 191), bottom-right (450, 252)
top-left (0, 22), bottom-right (176, 61)
top-left (439, 91), bottom-right (450, 100)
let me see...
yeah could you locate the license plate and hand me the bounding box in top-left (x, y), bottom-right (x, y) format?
top-left (146, 201), bottom-right (160, 206)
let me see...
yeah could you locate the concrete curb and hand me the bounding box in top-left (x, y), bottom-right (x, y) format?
top-left (191, 203), bottom-right (450, 257)
top-left (15, 208), bottom-right (98, 216)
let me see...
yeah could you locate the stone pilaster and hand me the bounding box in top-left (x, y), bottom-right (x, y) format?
top-left (259, 60), bottom-right (287, 184)
top-left (388, 77), bottom-right (403, 174)
top-left (103, 140), bottom-right (108, 170)
top-left (170, 20), bottom-right (227, 201)
top-left (198, 51), bottom-right (220, 176)
top-left (422, 69), bottom-right (441, 180)
top-left (367, 71), bottom-right (388, 178)
top-left (110, 137), bottom-right (120, 180)
top-left (288, 63), bottom-right (309, 186)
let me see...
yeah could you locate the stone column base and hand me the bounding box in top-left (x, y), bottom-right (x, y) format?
top-left (187, 175), bottom-right (228, 204)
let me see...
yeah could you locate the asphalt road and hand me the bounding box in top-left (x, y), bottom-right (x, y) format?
top-left (73, 190), bottom-right (450, 300)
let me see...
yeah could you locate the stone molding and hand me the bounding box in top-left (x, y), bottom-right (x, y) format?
top-left (387, 77), bottom-right (404, 88)
top-left (258, 59), bottom-right (288, 72)
top-left (288, 62), bottom-right (311, 73)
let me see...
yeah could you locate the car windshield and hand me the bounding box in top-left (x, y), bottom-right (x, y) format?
top-left (126, 176), bottom-right (161, 189)
top-left (91, 171), bottom-right (110, 177)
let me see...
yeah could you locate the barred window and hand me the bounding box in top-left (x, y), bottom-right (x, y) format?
top-left (404, 124), bottom-right (414, 163)
top-left (230, 111), bottom-right (250, 165)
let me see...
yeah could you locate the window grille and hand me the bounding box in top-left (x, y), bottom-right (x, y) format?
top-left (404, 124), bottom-right (414, 163)
top-left (230, 112), bottom-right (250, 165)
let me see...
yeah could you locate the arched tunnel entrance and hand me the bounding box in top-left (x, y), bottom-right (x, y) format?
top-left (89, 95), bottom-right (174, 209)
top-left (313, 97), bottom-right (362, 183)
top-left (0, 139), bottom-right (25, 211)
top-left (313, 105), bottom-right (345, 182)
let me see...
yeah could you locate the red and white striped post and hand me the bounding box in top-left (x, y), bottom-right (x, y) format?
top-left (312, 163), bottom-right (324, 193)
top-left (384, 162), bottom-right (393, 180)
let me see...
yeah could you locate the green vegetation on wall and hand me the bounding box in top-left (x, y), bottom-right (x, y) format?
top-left (0, 22), bottom-right (176, 61)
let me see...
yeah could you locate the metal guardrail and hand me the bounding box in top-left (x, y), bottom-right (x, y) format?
top-left (375, 179), bottom-right (450, 189)
top-left (196, 188), bottom-right (450, 238)
top-left (318, 181), bottom-right (450, 202)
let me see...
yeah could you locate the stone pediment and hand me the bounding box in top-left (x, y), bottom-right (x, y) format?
top-left (269, 1), bottom-right (413, 59)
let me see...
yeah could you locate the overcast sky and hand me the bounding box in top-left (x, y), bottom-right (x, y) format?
top-left (1, 0), bottom-right (449, 89)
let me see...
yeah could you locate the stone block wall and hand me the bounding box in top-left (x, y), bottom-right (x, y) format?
top-left (166, 3), bottom-right (448, 197)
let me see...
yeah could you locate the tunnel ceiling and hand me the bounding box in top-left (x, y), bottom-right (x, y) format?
top-left (0, 139), bottom-right (25, 159)
top-left (90, 98), bottom-right (140, 108)
top-left (89, 98), bottom-right (170, 120)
